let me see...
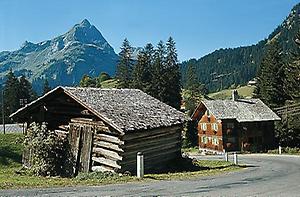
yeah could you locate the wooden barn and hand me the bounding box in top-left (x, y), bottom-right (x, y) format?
top-left (192, 90), bottom-right (280, 153)
top-left (10, 87), bottom-right (187, 174)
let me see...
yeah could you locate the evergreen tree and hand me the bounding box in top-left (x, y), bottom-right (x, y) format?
top-left (42, 79), bottom-right (51, 95)
top-left (164, 37), bottom-right (182, 109)
top-left (79, 74), bottom-right (96, 87)
top-left (150, 41), bottom-right (166, 100)
top-left (131, 43), bottom-right (154, 92)
top-left (132, 49), bottom-right (147, 90)
top-left (3, 70), bottom-right (21, 122)
top-left (116, 38), bottom-right (134, 88)
top-left (19, 75), bottom-right (37, 102)
top-left (256, 40), bottom-right (286, 107)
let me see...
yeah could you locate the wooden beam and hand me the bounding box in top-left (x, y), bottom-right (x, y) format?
top-left (92, 147), bottom-right (122, 161)
top-left (93, 141), bottom-right (124, 153)
top-left (92, 157), bottom-right (121, 169)
top-left (94, 133), bottom-right (124, 145)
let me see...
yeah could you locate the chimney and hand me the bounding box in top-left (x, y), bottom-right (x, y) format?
top-left (232, 90), bottom-right (239, 101)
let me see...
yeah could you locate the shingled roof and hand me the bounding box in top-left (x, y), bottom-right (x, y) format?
top-left (197, 99), bottom-right (280, 122)
top-left (11, 87), bottom-right (187, 132)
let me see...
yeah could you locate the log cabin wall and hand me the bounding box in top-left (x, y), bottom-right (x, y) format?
top-left (69, 118), bottom-right (183, 174)
top-left (197, 110), bottom-right (223, 152)
top-left (120, 125), bottom-right (182, 174)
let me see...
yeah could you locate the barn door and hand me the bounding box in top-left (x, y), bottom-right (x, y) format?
top-left (69, 123), bottom-right (93, 175)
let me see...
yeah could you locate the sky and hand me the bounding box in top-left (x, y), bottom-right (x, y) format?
top-left (0, 0), bottom-right (299, 61)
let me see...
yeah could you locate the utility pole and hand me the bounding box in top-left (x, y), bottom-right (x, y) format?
top-left (2, 90), bottom-right (5, 134)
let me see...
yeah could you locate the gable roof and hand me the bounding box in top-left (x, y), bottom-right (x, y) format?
top-left (11, 87), bottom-right (187, 132)
top-left (193, 99), bottom-right (280, 122)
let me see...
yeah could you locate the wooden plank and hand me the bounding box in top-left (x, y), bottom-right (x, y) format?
top-left (93, 141), bottom-right (124, 153)
top-left (92, 157), bottom-right (121, 169)
top-left (79, 125), bottom-right (93, 173)
top-left (123, 126), bottom-right (181, 141)
top-left (68, 124), bottom-right (82, 175)
top-left (122, 140), bottom-right (181, 161)
top-left (92, 147), bottom-right (122, 161)
top-left (94, 133), bottom-right (124, 145)
top-left (124, 131), bottom-right (180, 150)
top-left (92, 165), bottom-right (114, 172)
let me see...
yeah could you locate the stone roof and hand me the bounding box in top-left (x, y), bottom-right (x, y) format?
top-left (201, 99), bottom-right (280, 122)
top-left (11, 87), bottom-right (187, 132)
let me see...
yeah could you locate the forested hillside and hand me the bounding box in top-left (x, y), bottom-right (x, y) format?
top-left (182, 3), bottom-right (300, 93)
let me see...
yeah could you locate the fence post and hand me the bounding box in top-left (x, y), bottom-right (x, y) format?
top-left (224, 152), bottom-right (228, 162)
top-left (279, 146), bottom-right (282, 155)
top-left (137, 152), bottom-right (144, 178)
top-left (233, 152), bottom-right (238, 165)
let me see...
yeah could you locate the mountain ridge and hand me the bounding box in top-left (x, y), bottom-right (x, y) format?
top-left (0, 19), bottom-right (118, 93)
top-left (182, 3), bottom-right (300, 92)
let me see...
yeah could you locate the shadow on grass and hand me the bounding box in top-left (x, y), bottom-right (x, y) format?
top-left (0, 146), bottom-right (22, 166)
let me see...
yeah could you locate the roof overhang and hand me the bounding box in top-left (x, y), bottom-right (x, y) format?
top-left (10, 86), bottom-right (125, 135)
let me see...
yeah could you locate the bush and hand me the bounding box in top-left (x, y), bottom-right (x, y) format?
top-left (24, 122), bottom-right (73, 177)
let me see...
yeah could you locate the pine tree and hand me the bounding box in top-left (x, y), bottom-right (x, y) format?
top-left (42, 79), bottom-right (51, 95)
top-left (256, 40), bottom-right (286, 107)
top-left (132, 49), bottom-right (147, 90)
top-left (3, 70), bottom-right (21, 122)
top-left (150, 41), bottom-right (166, 100)
top-left (19, 75), bottom-right (37, 102)
top-left (164, 37), bottom-right (182, 109)
top-left (131, 43), bottom-right (154, 92)
top-left (116, 38), bottom-right (134, 88)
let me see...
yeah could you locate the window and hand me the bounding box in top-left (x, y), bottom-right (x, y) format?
top-left (212, 137), bottom-right (219, 145)
top-left (212, 123), bottom-right (218, 131)
top-left (201, 136), bottom-right (208, 144)
top-left (201, 123), bottom-right (207, 131)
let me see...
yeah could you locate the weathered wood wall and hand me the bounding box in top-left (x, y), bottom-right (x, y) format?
top-left (68, 118), bottom-right (182, 174)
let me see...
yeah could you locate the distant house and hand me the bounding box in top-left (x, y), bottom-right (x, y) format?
top-left (10, 87), bottom-right (187, 174)
top-left (192, 90), bottom-right (280, 153)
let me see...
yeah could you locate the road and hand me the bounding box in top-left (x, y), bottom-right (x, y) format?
top-left (2, 154), bottom-right (300, 196)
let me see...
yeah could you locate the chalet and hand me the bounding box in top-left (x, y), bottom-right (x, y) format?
top-left (192, 90), bottom-right (280, 153)
top-left (10, 87), bottom-right (187, 174)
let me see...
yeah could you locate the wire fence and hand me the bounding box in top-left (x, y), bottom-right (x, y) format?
top-left (0, 123), bottom-right (26, 134)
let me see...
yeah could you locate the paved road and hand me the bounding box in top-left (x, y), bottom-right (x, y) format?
top-left (2, 154), bottom-right (300, 196)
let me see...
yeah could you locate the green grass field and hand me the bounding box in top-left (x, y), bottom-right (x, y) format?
top-left (0, 133), bottom-right (241, 189)
top-left (208, 85), bottom-right (255, 100)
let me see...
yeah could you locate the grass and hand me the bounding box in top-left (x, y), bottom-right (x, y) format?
top-left (267, 147), bottom-right (300, 155)
top-left (0, 133), bottom-right (242, 190)
top-left (208, 85), bottom-right (255, 100)
top-left (100, 79), bottom-right (119, 88)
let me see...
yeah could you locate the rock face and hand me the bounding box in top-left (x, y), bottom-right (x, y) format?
top-left (0, 19), bottom-right (118, 92)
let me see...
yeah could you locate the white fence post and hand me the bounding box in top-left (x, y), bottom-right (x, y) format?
top-left (233, 152), bottom-right (238, 165)
top-left (224, 152), bottom-right (228, 162)
top-left (279, 146), bottom-right (282, 155)
top-left (137, 152), bottom-right (144, 178)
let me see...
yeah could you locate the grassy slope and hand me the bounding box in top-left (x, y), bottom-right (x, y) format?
top-left (0, 134), bottom-right (241, 189)
top-left (100, 79), bottom-right (119, 88)
top-left (208, 85), bottom-right (255, 100)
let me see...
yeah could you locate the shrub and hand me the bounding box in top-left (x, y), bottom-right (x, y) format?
top-left (23, 122), bottom-right (73, 177)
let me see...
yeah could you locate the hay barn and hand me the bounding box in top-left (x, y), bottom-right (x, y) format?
top-left (10, 87), bottom-right (187, 174)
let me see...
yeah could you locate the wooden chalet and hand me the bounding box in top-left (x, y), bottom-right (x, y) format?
top-left (192, 90), bottom-right (280, 153)
top-left (10, 87), bottom-right (187, 174)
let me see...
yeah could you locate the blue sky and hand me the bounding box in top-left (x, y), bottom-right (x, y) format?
top-left (0, 0), bottom-right (299, 61)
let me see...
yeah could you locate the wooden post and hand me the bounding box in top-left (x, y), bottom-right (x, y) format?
top-left (224, 152), bottom-right (228, 162)
top-left (233, 152), bottom-right (238, 165)
top-left (279, 146), bottom-right (282, 155)
top-left (137, 152), bottom-right (144, 178)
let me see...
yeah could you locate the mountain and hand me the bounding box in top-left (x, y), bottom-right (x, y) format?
top-left (181, 3), bottom-right (300, 93)
top-left (0, 19), bottom-right (118, 93)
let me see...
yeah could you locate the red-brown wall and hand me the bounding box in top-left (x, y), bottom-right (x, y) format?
top-left (197, 112), bottom-right (224, 152)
